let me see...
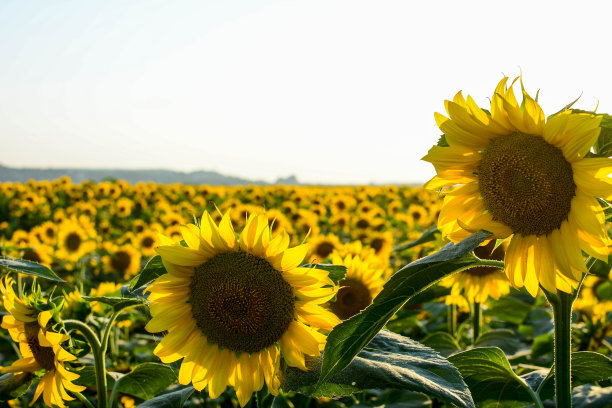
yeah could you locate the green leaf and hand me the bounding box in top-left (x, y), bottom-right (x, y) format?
top-left (82, 296), bottom-right (147, 313)
top-left (596, 281), bottom-right (612, 301)
top-left (593, 114), bottom-right (612, 157)
top-left (535, 351), bottom-right (612, 400)
top-left (0, 373), bottom-right (33, 401)
top-left (596, 198), bottom-right (612, 223)
top-left (113, 362), bottom-right (178, 400)
top-left (318, 230), bottom-right (492, 388)
top-left (138, 386), bottom-right (195, 408)
top-left (448, 347), bottom-right (540, 408)
top-left (421, 332), bottom-right (461, 357)
top-left (130, 255), bottom-right (167, 290)
top-left (393, 225), bottom-right (440, 252)
top-left (301, 263), bottom-right (347, 285)
top-left (75, 366), bottom-right (121, 389)
top-left (474, 329), bottom-right (522, 356)
top-left (484, 296), bottom-right (532, 325)
top-left (0, 256), bottom-right (64, 282)
top-left (283, 330), bottom-right (474, 408)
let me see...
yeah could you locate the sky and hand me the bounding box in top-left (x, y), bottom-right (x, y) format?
top-left (1, 0), bottom-right (612, 185)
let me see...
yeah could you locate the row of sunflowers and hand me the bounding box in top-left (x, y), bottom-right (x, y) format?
top-left (0, 77), bottom-right (611, 407)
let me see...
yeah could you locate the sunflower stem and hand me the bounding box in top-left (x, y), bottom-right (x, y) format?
top-left (64, 319), bottom-right (107, 408)
top-left (74, 391), bottom-right (96, 408)
top-left (448, 303), bottom-right (456, 335)
top-left (472, 301), bottom-right (480, 345)
top-left (544, 289), bottom-right (574, 408)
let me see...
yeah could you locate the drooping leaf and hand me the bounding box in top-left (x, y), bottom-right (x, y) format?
top-left (137, 386), bottom-right (195, 408)
top-left (301, 263), bottom-right (347, 285)
top-left (318, 231), bottom-right (492, 387)
top-left (421, 332), bottom-right (461, 357)
top-left (82, 296), bottom-right (147, 312)
top-left (112, 363), bottom-right (178, 400)
top-left (393, 225), bottom-right (440, 253)
top-left (284, 330), bottom-right (474, 408)
top-left (0, 373), bottom-right (33, 401)
top-left (484, 296), bottom-right (532, 325)
top-left (0, 257), bottom-right (64, 282)
top-left (130, 255), bottom-right (167, 290)
top-left (474, 329), bottom-right (522, 356)
top-left (448, 347), bottom-right (540, 408)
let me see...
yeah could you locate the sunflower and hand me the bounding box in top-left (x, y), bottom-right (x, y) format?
top-left (145, 212), bottom-right (340, 406)
top-left (440, 239), bottom-right (511, 304)
top-left (55, 217), bottom-right (97, 264)
top-left (423, 77), bottom-right (612, 296)
top-left (135, 230), bottom-right (160, 257)
top-left (307, 233), bottom-right (343, 263)
top-left (102, 243), bottom-right (141, 280)
top-left (328, 253), bottom-right (386, 320)
top-left (0, 277), bottom-right (85, 408)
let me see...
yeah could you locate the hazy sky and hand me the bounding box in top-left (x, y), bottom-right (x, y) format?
top-left (2, 0), bottom-right (612, 184)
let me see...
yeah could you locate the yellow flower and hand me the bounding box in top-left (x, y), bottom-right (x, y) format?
top-left (307, 233), bottom-right (343, 263)
top-left (102, 243), bottom-right (141, 280)
top-left (329, 253), bottom-right (386, 320)
top-left (0, 277), bottom-right (85, 408)
top-left (423, 77), bottom-right (612, 296)
top-left (145, 212), bottom-right (340, 406)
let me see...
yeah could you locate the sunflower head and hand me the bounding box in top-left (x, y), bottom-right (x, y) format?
top-left (145, 211), bottom-right (340, 406)
top-left (0, 276), bottom-right (85, 408)
top-left (423, 77), bottom-right (612, 296)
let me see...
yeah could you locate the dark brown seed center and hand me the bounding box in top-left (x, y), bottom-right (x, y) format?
top-left (330, 278), bottom-right (372, 320)
top-left (189, 251), bottom-right (295, 353)
top-left (25, 322), bottom-right (55, 371)
top-left (478, 133), bottom-right (575, 236)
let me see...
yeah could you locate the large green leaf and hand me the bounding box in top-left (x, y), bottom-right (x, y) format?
top-left (75, 366), bottom-right (121, 389)
top-left (0, 256), bottom-right (64, 282)
top-left (448, 347), bottom-right (540, 408)
top-left (283, 330), bottom-right (474, 408)
top-left (112, 363), bottom-right (178, 400)
top-left (484, 296), bottom-right (532, 325)
top-left (474, 329), bottom-right (522, 356)
top-left (138, 386), bottom-right (195, 408)
top-left (318, 230), bottom-right (492, 387)
top-left (421, 332), bottom-right (461, 357)
top-left (393, 225), bottom-right (440, 252)
top-left (130, 255), bottom-right (167, 290)
top-left (534, 351), bottom-right (612, 400)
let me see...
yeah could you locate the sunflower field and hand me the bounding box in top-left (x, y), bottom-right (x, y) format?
top-left (1, 78), bottom-right (612, 408)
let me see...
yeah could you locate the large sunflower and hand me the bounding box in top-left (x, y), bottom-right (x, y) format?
top-left (423, 77), bottom-right (612, 296)
top-left (145, 212), bottom-right (340, 406)
top-left (0, 277), bottom-right (85, 408)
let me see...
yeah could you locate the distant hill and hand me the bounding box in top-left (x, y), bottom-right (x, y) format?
top-left (0, 164), bottom-right (300, 185)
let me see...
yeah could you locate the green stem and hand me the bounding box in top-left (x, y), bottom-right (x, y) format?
top-left (544, 290), bottom-right (574, 408)
top-left (74, 391), bottom-right (96, 408)
top-left (448, 303), bottom-right (457, 335)
top-left (17, 273), bottom-right (23, 298)
top-left (64, 320), bottom-right (107, 408)
top-left (472, 301), bottom-right (481, 345)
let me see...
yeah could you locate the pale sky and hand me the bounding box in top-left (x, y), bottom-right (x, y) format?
top-left (1, 0), bottom-right (611, 184)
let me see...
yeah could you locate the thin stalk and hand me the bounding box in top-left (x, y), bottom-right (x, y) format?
top-left (74, 391), bottom-right (96, 408)
top-left (17, 273), bottom-right (23, 298)
top-left (64, 320), bottom-right (106, 408)
top-left (472, 301), bottom-right (481, 345)
top-left (448, 303), bottom-right (457, 335)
